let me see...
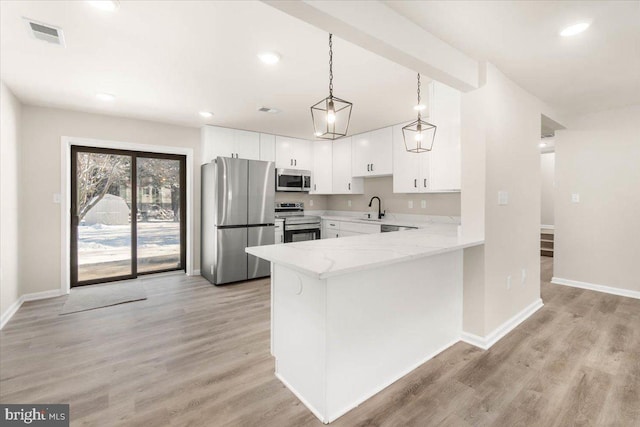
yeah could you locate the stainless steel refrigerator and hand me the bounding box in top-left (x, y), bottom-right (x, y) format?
top-left (201, 157), bottom-right (275, 285)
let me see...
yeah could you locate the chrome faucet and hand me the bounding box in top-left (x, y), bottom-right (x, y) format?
top-left (368, 196), bottom-right (385, 220)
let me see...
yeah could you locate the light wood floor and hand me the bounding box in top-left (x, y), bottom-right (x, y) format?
top-left (1, 259), bottom-right (639, 426)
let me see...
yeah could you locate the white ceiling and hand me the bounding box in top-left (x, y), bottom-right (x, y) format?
top-left (0, 1), bottom-right (421, 138)
top-left (2, 1), bottom-right (638, 138)
top-left (385, 0), bottom-right (640, 116)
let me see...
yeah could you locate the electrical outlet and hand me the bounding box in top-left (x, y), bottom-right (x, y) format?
top-left (408, 200), bottom-right (414, 209)
top-left (53, 193), bottom-right (61, 204)
top-left (347, 200), bottom-right (352, 207)
top-left (421, 200), bottom-right (426, 208)
top-left (571, 193), bottom-right (580, 203)
top-left (521, 268), bottom-right (526, 286)
top-left (498, 191), bottom-right (509, 205)
top-left (506, 275), bottom-right (512, 290)
top-left (309, 199), bottom-right (314, 207)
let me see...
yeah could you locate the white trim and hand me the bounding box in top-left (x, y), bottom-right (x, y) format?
top-left (0, 289), bottom-right (66, 330)
top-left (276, 339), bottom-right (459, 424)
top-left (61, 136), bottom-right (195, 294)
top-left (275, 372), bottom-right (328, 424)
top-left (552, 277), bottom-right (640, 300)
top-left (540, 224), bottom-right (555, 230)
top-left (461, 298), bottom-right (544, 350)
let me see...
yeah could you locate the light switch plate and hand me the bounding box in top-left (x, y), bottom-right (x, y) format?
top-left (421, 200), bottom-right (427, 208)
top-left (498, 191), bottom-right (509, 205)
top-left (571, 193), bottom-right (580, 203)
top-left (53, 193), bottom-right (61, 204)
top-left (309, 199), bottom-right (314, 207)
top-left (408, 200), bottom-right (414, 209)
top-left (347, 200), bottom-right (352, 207)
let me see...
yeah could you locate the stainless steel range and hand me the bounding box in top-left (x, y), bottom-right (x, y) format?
top-left (275, 202), bottom-right (321, 242)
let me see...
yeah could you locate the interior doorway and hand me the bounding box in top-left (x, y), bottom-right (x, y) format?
top-left (70, 146), bottom-right (186, 287)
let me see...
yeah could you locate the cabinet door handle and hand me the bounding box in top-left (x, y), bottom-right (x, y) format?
top-left (329, 223), bottom-right (335, 226)
top-left (294, 159), bottom-right (297, 166)
top-left (371, 163), bottom-right (374, 171)
top-left (424, 179), bottom-right (427, 187)
top-left (414, 179), bottom-right (417, 188)
top-left (290, 159), bottom-right (293, 166)
top-left (367, 164), bottom-right (370, 172)
top-left (348, 182), bottom-right (351, 190)
top-left (314, 184), bottom-right (317, 191)
top-left (280, 235), bottom-right (283, 243)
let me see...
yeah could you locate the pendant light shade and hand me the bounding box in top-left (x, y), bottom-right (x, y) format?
top-left (311, 34), bottom-right (352, 140)
top-left (402, 73), bottom-right (436, 153)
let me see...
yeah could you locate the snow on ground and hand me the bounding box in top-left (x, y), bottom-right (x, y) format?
top-left (78, 222), bottom-right (180, 265)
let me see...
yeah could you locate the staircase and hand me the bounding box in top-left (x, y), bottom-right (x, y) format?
top-left (541, 228), bottom-right (554, 257)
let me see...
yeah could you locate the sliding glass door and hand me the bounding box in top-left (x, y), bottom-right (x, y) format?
top-left (70, 146), bottom-right (186, 287)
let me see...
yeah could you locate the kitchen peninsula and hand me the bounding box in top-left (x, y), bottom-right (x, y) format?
top-left (246, 225), bottom-right (483, 423)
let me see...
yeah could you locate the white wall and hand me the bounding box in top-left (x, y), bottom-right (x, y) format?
top-left (554, 105), bottom-right (640, 295)
top-left (19, 106), bottom-right (201, 296)
top-left (0, 82), bottom-right (21, 321)
top-left (540, 152), bottom-right (555, 227)
top-left (462, 63), bottom-right (549, 336)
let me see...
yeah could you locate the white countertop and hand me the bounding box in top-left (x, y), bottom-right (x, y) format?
top-left (246, 224), bottom-right (483, 280)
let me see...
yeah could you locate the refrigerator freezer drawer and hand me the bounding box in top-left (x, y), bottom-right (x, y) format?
top-left (215, 227), bottom-right (248, 284)
top-left (248, 225), bottom-right (275, 279)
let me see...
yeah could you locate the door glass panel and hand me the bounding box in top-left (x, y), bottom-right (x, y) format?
top-left (136, 157), bottom-right (182, 273)
top-left (76, 152), bottom-right (132, 282)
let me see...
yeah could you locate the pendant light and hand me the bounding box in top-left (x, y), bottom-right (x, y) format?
top-left (311, 34), bottom-right (353, 140)
top-left (402, 73), bottom-right (436, 153)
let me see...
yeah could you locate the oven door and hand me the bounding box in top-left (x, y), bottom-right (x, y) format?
top-left (284, 224), bottom-right (321, 242)
top-left (276, 169), bottom-right (303, 192)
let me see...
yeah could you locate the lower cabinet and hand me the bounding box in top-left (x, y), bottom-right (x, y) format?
top-left (275, 219), bottom-right (284, 244)
top-left (322, 219), bottom-right (380, 239)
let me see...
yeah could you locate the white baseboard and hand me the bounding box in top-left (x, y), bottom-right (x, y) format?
top-left (461, 298), bottom-right (544, 350)
top-left (0, 289), bottom-right (66, 330)
top-left (276, 339), bottom-right (459, 424)
top-left (190, 269), bottom-right (201, 276)
top-left (552, 277), bottom-right (640, 300)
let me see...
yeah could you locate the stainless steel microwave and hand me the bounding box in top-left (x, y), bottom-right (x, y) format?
top-left (276, 168), bottom-right (312, 192)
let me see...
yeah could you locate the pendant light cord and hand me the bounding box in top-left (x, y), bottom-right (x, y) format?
top-left (329, 34), bottom-right (333, 98)
top-left (417, 73), bottom-right (421, 119)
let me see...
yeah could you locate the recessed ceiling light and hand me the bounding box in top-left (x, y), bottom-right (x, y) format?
top-left (96, 92), bottom-right (115, 101)
top-left (560, 22), bottom-right (590, 37)
top-left (539, 142), bottom-right (547, 148)
top-left (258, 52), bottom-right (281, 65)
top-left (86, 0), bottom-right (120, 11)
top-left (199, 111), bottom-right (214, 118)
top-left (413, 104), bottom-right (426, 111)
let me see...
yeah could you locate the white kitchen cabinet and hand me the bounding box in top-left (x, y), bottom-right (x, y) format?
top-left (260, 133), bottom-right (276, 162)
top-left (275, 219), bottom-right (284, 244)
top-left (392, 82), bottom-right (461, 193)
top-left (310, 140), bottom-right (333, 194)
top-left (427, 81), bottom-right (461, 191)
top-left (352, 127), bottom-right (393, 177)
top-left (275, 136), bottom-right (313, 171)
top-left (332, 137), bottom-right (364, 194)
top-left (201, 126), bottom-right (260, 163)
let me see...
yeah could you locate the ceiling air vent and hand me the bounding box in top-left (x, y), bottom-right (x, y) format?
top-left (258, 107), bottom-right (280, 114)
top-left (24, 18), bottom-right (65, 46)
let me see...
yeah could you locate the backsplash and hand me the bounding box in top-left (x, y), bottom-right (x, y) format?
top-left (327, 176), bottom-right (460, 216)
top-left (275, 176), bottom-right (460, 216)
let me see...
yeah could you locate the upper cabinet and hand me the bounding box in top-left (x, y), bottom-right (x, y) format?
top-left (352, 127), bottom-right (393, 177)
top-left (332, 137), bottom-right (364, 194)
top-left (310, 140), bottom-right (333, 194)
top-left (392, 82), bottom-right (461, 193)
top-left (275, 136), bottom-right (313, 171)
top-left (259, 133), bottom-right (276, 162)
top-left (201, 126), bottom-right (261, 163)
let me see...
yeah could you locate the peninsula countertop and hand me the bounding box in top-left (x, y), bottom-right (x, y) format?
top-left (246, 224), bottom-right (484, 280)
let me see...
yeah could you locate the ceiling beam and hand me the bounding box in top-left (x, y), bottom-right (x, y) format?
top-left (264, 0), bottom-right (480, 92)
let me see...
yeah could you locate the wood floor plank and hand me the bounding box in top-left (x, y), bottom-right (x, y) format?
top-left (2, 258), bottom-right (639, 426)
